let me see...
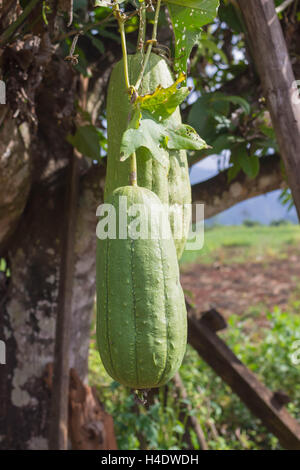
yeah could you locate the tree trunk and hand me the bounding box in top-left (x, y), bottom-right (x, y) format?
top-left (0, 163), bottom-right (105, 449)
top-left (0, 116), bottom-right (32, 253)
top-left (238, 0), bottom-right (300, 218)
top-left (0, 6), bottom-right (109, 445)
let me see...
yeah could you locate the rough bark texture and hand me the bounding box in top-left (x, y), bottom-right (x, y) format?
top-left (49, 151), bottom-right (80, 450)
top-left (0, 0), bottom-right (112, 446)
top-left (0, 117), bottom-right (32, 252)
top-left (0, 164), bottom-right (105, 449)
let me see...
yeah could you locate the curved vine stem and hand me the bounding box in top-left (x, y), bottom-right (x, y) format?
top-left (134, 0), bottom-right (161, 91)
top-left (113, 1), bottom-right (138, 186)
top-left (113, 2), bottom-right (130, 90)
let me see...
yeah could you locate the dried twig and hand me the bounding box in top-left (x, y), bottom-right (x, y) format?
top-left (67, 0), bottom-right (73, 27)
top-left (65, 32), bottom-right (79, 65)
top-left (58, 14), bottom-right (114, 42)
top-left (276, 0), bottom-right (294, 13)
top-left (173, 372), bottom-right (208, 450)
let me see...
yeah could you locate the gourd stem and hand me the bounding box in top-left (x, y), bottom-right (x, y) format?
top-left (114, 3), bottom-right (130, 90)
top-left (135, 0), bottom-right (161, 91)
top-left (130, 151), bottom-right (138, 186)
top-left (113, 2), bottom-right (139, 187)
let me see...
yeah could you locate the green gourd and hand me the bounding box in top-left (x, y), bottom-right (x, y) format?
top-left (105, 53), bottom-right (191, 259)
top-left (96, 185), bottom-right (187, 389)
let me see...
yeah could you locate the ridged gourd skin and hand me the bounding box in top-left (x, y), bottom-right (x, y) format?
top-left (96, 185), bottom-right (187, 389)
top-left (105, 53), bottom-right (191, 259)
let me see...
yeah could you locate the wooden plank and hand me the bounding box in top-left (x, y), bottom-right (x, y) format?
top-left (199, 308), bottom-right (227, 333)
top-left (237, 0), bottom-right (300, 219)
top-left (187, 306), bottom-right (300, 450)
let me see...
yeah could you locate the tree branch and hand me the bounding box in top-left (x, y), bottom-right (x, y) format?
top-left (276, 0), bottom-right (295, 13)
top-left (191, 154), bottom-right (284, 220)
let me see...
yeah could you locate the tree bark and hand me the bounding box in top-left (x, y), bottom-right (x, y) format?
top-left (0, 3), bottom-right (118, 447)
top-left (48, 151), bottom-right (80, 450)
top-left (0, 117), bottom-right (32, 254)
top-left (238, 0), bottom-right (300, 219)
top-left (0, 164), bottom-right (105, 449)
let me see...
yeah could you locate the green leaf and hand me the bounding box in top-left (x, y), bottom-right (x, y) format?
top-left (218, 1), bottom-right (244, 33)
top-left (259, 123), bottom-right (276, 140)
top-left (89, 35), bottom-right (105, 53)
top-left (188, 92), bottom-right (230, 142)
top-left (210, 133), bottom-right (235, 154)
top-left (67, 125), bottom-right (106, 160)
top-left (0, 258), bottom-right (7, 272)
top-left (217, 95), bottom-right (251, 115)
top-left (241, 154), bottom-right (260, 179)
top-left (166, 123), bottom-right (208, 150)
top-left (188, 92), bottom-right (251, 148)
top-left (137, 73), bottom-right (190, 120)
top-left (165, 0), bottom-right (217, 8)
top-left (129, 108), bottom-right (142, 129)
top-left (233, 144), bottom-right (260, 179)
top-left (94, 5), bottom-right (113, 19)
top-left (166, 0), bottom-right (220, 74)
top-left (120, 116), bottom-right (170, 168)
top-left (120, 111), bottom-right (208, 167)
top-left (227, 160), bottom-right (241, 183)
top-left (199, 36), bottom-right (228, 64)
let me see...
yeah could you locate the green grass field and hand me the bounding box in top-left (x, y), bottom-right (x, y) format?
top-left (180, 224), bottom-right (300, 267)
